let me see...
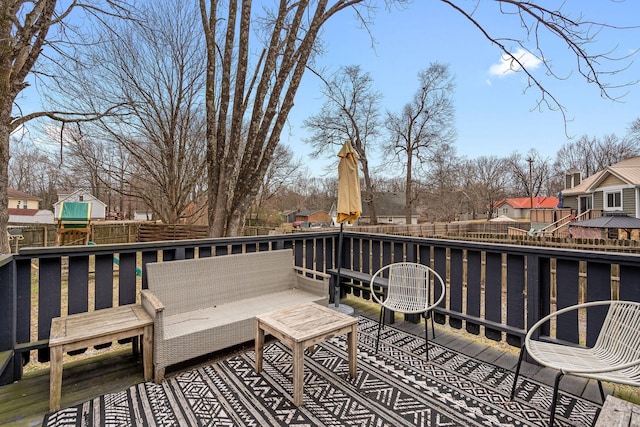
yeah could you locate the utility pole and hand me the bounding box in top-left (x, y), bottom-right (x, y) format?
top-left (527, 157), bottom-right (534, 220)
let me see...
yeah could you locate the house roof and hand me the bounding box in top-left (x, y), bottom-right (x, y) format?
top-left (296, 210), bottom-right (326, 217)
top-left (8, 208), bottom-right (39, 216)
top-left (570, 212), bottom-right (640, 229)
top-left (495, 196), bottom-right (559, 209)
top-left (562, 156), bottom-right (640, 196)
top-left (55, 189), bottom-right (107, 208)
top-left (8, 189), bottom-right (40, 201)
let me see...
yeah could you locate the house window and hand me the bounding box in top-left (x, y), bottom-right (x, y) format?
top-left (23, 200), bottom-right (27, 209)
top-left (79, 195), bottom-right (84, 201)
top-left (605, 191), bottom-right (622, 210)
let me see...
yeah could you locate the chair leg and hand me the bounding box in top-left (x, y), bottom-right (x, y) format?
top-left (424, 314), bottom-right (430, 362)
top-left (548, 371), bottom-right (564, 427)
top-left (431, 311), bottom-right (435, 338)
top-left (597, 380), bottom-right (605, 402)
top-left (376, 306), bottom-right (384, 353)
top-left (510, 344), bottom-right (527, 400)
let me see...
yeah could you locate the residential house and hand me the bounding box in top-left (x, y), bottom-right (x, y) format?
top-left (54, 190), bottom-right (107, 220)
top-left (493, 196), bottom-right (559, 220)
top-left (360, 192), bottom-right (419, 225)
top-left (282, 210), bottom-right (298, 224)
top-left (293, 210), bottom-right (331, 226)
top-left (8, 189), bottom-right (54, 224)
top-left (561, 156), bottom-right (640, 218)
top-left (8, 189), bottom-right (40, 210)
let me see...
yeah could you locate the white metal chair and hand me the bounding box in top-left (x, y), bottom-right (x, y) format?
top-left (510, 300), bottom-right (640, 426)
top-left (370, 262), bottom-right (445, 361)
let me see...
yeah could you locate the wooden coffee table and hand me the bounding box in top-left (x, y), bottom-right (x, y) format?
top-left (255, 302), bottom-right (358, 406)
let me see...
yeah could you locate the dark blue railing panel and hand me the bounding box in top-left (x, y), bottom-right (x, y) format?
top-left (506, 254), bottom-right (525, 347)
top-left (555, 259), bottom-right (580, 343)
top-left (586, 263), bottom-right (611, 347)
top-left (0, 257), bottom-right (14, 353)
top-left (485, 251), bottom-right (502, 341)
top-left (118, 252), bottom-right (138, 306)
top-left (68, 255), bottom-right (90, 315)
top-left (538, 256), bottom-right (553, 338)
top-left (95, 254), bottom-right (115, 310)
top-left (466, 249), bottom-right (482, 335)
top-left (620, 264), bottom-right (640, 302)
top-left (140, 250), bottom-right (158, 289)
top-left (449, 248), bottom-right (463, 330)
top-left (0, 257), bottom-right (15, 384)
top-left (433, 246), bottom-right (447, 325)
top-left (15, 257), bottom-right (31, 365)
top-left (38, 258), bottom-right (62, 362)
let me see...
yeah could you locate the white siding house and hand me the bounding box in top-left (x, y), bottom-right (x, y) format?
top-left (54, 190), bottom-right (107, 220)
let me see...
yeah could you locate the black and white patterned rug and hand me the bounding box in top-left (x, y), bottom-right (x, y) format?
top-left (43, 317), bottom-right (600, 426)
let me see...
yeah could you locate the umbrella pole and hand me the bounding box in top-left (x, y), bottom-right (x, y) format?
top-left (335, 222), bottom-right (344, 307)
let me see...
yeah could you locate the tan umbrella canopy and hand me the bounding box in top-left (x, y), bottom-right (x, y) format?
top-left (334, 141), bottom-right (362, 310)
top-left (336, 140), bottom-right (362, 224)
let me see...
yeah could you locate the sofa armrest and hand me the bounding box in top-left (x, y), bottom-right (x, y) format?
top-left (141, 289), bottom-right (164, 316)
top-left (293, 268), bottom-right (329, 297)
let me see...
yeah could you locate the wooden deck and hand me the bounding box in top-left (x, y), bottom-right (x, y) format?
top-left (0, 296), bottom-right (612, 426)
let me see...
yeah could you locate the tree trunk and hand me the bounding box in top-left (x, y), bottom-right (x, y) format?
top-left (201, 0), bottom-right (344, 237)
top-left (0, 108), bottom-right (10, 253)
top-left (360, 156), bottom-right (377, 224)
top-left (405, 151), bottom-right (413, 225)
top-left (0, 28), bottom-right (13, 253)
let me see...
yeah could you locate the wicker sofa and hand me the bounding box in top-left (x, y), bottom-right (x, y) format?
top-left (141, 249), bottom-right (329, 382)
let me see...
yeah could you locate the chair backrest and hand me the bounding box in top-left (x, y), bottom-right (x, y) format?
top-left (372, 262), bottom-right (445, 314)
top-left (146, 249), bottom-right (296, 316)
top-left (594, 301), bottom-right (640, 365)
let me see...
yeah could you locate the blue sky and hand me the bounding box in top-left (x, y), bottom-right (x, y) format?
top-left (286, 1), bottom-right (640, 171)
top-left (14, 1), bottom-right (640, 175)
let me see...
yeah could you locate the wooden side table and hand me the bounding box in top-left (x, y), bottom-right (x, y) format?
top-left (255, 302), bottom-right (358, 406)
top-left (595, 395), bottom-right (640, 427)
top-left (49, 304), bottom-right (153, 411)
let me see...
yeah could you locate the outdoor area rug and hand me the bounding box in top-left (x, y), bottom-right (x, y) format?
top-left (43, 317), bottom-right (600, 426)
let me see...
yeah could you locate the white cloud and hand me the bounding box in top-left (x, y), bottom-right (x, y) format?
top-left (488, 48), bottom-right (543, 78)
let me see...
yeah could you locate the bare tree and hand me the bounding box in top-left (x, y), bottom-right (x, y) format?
top-left (0, 0), bottom-right (133, 252)
top-left (199, 1), bottom-right (401, 236)
top-left (8, 140), bottom-right (60, 209)
top-left (48, 1), bottom-right (208, 224)
top-left (555, 133), bottom-right (640, 178)
top-left (384, 63), bottom-right (456, 225)
top-left (256, 144), bottom-right (302, 208)
top-left (303, 65), bottom-right (382, 223)
top-left (465, 156), bottom-right (509, 220)
top-left (421, 144), bottom-right (462, 222)
top-left (627, 118), bottom-right (640, 144)
top-left (506, 150), bottom-right (553, 198)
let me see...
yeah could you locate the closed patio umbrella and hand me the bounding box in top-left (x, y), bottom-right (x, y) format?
top-left (336, 141), bottom-right (362, 225)
top-left (334, 141), bottom-right (362, 308)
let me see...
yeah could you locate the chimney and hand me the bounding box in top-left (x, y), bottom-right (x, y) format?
top-left (565, 168), bottom-right (581, 189)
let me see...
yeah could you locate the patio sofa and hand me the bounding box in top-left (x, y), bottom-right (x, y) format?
top-left (141, 249), bottom-right (329, 382)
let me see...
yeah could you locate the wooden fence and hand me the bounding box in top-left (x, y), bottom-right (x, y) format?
top-left (8, 220), bottom-right (640, 254)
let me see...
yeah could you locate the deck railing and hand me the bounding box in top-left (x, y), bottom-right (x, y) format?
top-left (2, 230), bottom-right (640, 386)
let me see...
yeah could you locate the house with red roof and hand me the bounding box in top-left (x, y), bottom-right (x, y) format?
top-left (493, 196), bottom-right (559, 220)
